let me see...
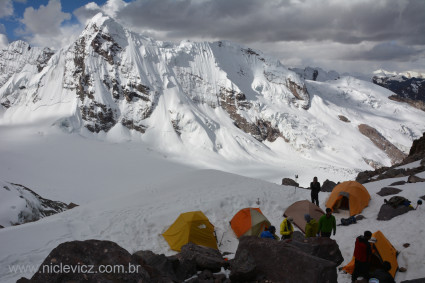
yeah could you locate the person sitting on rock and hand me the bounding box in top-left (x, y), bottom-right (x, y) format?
top-left (260, 226), bottom-right (279, 240)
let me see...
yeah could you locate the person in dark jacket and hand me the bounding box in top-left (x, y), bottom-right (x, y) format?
top-left (318, 208), bottom-right (336, 237)
top-left (260, 226), bottom-right (279, 240)
top-left (352, 230), bottom-right (372, 282)
top-left (369, 261), bottom-right (395, 283)
top-left (310, 176), bottom-right (321, 206)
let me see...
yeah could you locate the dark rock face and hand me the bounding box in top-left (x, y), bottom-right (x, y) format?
top-left (408, 133), bottom-right (425, 159)
top-left (322, 179), bottom-right (337, 192)
top-left (19, 240), bottom-right (151, 282)
top-left (229, 236), bottom-right (339, 283)
top-left (376, 187), bottom-right (402, 196)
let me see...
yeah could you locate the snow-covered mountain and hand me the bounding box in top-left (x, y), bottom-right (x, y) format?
top-left (0, 180), bottom-right (70, 228)
top-left (1, 13), bottom-right (425, 175)
top-left (0, 40), bottom-right (54, 91)
top-left (373, 69), bottom-right (424, 79)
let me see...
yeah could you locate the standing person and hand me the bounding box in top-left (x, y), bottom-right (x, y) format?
top-left (352, 230), bottom-right (373, 282)
top-left (280, 216), bottom-right (294, 240)
top-left (260, 226), bottom-right (279, 240)
top-left (310, 176), bottom-right (321, 206)
top-left (369, 261), bottom-right (395, 283)
top-left (318, 208), bottom-right (336, 237)
top-left (304, 214), bottom-right (319, 238)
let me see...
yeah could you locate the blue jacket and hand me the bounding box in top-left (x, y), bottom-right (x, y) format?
top-left (260, 230), bottom-right (277, 239)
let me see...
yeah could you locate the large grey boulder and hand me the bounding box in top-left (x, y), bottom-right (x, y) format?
top-left (229, 236), bottom-right (339, 283)
top-left (17, 240), bottom-right (151, 282)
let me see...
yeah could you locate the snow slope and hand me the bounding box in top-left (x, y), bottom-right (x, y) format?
top-left (0, 153), bottom-right (424, 282)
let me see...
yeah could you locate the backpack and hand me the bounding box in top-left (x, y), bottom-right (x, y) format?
top-left (340, 216), bottom-right (357, 226)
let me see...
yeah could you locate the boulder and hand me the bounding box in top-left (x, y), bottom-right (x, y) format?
top-left (229, 236), bottom-right (339, 283)
top-left (377, 204), bottom-right (414, 221)
top-left (179, 242), bottom-right (227, 273)
top-left (132, 250), bottom-right (196, 282)
top-left (289, 236), bottom-right (344, 265)
top-left (281, 178), bottom-right (299, 187)
top-left (376, 187), bottom-right (402, 196)
top-left (390, 180), bottom-right (407, 186)
top-left (408, 175), bottom-right (425, 183)
top-left (321, 179), bottom-right (337, 192)
top-left (18, 240), bottom-right (151, 282)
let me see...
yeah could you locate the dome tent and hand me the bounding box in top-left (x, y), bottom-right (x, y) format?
top-left (230, 207), bottom-right (271, 238)
top-left (326, 181), bottom-right (370, 216)
top-left (342, 230), bottom-right (398, 278)
top-left (284, 200), bottom-right (325, 233)
top-left (162, 211), bottom-right (218, 252)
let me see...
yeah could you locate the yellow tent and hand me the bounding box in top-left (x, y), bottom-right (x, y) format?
top-left (162, 211), bottom-right (218, 252)
top-left (326, 181), bottom-right (370, 216)
top-left (342, 230), bottom-right (398, 278)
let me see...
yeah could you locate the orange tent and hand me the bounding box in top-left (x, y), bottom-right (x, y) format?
top-left (342, 230), bottom-right (398, 278)
top-left (326, 181), bottom-right (370, 216)
top-left (284, 200), bottom-right (324, 233)
top-left (230, 207), bottom-right (271, 238)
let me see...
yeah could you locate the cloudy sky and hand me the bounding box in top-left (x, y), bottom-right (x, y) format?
top-left (0, 0), bottom-right (424, 75)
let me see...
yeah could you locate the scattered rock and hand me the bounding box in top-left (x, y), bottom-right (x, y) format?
top-left (281, 178), bottom-right (299, 187)
top-left (408, 175), bottom-right (425, 183)
top-left (403, 243), bottom-right (410, 248)
top-left (390, 181), bottom-right (407, 186)
top-left (376, 187), bottom-right (402, 196)
top-left (321, 179), bottom-right (337, 192)
top-left (67, 202), bottom-right (79, 209)
top-left (399, 267), bottom-right (407, 272)
top-left (338, 115), bottom-right (350, 122)
top-left (377, 204), bottom-right (414, 221)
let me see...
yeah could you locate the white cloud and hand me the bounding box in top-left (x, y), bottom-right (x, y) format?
top-left (20, 0), bottom-right (71, 36)
top-left (14, 0), bottom-right (84, 49)
top-left (0, 0), bottom-right (14, 18)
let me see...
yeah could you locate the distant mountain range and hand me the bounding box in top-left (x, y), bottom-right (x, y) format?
top-left (1, 13), bottom-right (425, 172)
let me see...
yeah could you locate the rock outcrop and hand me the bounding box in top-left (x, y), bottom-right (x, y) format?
top-left (229, 236), bottom-right (341, 283)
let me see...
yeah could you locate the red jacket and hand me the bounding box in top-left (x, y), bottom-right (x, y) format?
top-left (353, 236), bottom-right (372, 262)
